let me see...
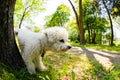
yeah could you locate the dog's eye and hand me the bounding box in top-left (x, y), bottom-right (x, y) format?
top-left (59, 39), bottom-right (64, 43)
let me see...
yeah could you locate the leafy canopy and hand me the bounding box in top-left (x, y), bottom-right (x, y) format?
top-left (45, 4), bottom-right (70, 27)
top-left (14, 0), bottom-right (45, 27)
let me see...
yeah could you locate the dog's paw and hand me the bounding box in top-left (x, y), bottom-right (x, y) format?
top-left (39, 66), bottom-right (48, 71)
top-left (28, 69), bottom-right (36, 75)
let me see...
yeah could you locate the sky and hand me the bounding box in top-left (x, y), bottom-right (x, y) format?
top-left (31, 0), bottom-right (120, 39)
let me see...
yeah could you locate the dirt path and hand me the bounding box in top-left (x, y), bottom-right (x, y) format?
top-left (67, 47), bottom-right (120, 68)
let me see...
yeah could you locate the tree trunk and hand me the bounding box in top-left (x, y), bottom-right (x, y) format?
top-left (102, 0), bottom-right (114, 46)
top-left (99, 30), bottom-right (102, 44)
top-left (78, 0), bottom-right (85, 44)
top-left (92, 29), bottom-right (96, 44)
top-left (0, 0), bottom-right (25, 70)
top-left (68, 0), bottom-right (85, 44)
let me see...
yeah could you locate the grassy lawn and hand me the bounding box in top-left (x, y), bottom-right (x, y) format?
top-left (83, 44), bottom-right (120, 52)
top-left (0, 42), bottom-right (120, 80)
top-left (0, 52), bottom-right (120, 80)
top-left (71, 42), bottom-right (120, 52)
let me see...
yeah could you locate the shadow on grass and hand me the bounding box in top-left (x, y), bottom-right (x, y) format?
top-left (67, 46), bottom-right (120, 79)
top-left (80, 47), bottom-right (120, 66)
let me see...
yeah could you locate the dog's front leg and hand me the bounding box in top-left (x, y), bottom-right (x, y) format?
top-left (35, 55), bottom-right (47, 71)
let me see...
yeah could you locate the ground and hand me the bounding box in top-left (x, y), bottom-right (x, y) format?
top-left (42, 46), bottom-right (120, 80)
top-left (68, 47), bottom-right (120, 68)
top-left (0, 46), bottom-right (120, 80)
top-left (61, 47), bottom-right (120, 80)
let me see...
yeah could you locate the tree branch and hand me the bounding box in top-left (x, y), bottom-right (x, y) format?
top-left (68, 0), bottom-right (79, 25)
top-left (18, 0), bottom-right (34, 28)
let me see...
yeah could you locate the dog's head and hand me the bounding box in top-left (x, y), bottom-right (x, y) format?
top-left (44, 27), bottom-right (72, 52)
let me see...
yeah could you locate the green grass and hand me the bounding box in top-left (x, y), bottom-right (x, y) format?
top-left (70, 42), bottom-right (120, 52)
top-left (0, 52), bottom-right (120, 80)
top-left (83, 44), bottom-right (120, 52)
top-left (0, 41), bottom-right (120, 80)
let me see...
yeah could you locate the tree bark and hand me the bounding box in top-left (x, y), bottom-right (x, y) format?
top-left (78, 0), bottom-right (85, 44)
top-left (102, 0), bottom-right (114, 46)
top-left (68, 0), bottom-right (79, 25)
top-left (92, 29), bottom-right (96, 44)
top-left (0, 0), bottom-right (25, 70)
top-left (68, 0), bottom-right (85, 44)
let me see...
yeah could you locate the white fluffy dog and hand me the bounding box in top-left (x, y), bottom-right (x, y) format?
top-left (17, 27), bottom-right (71, 74)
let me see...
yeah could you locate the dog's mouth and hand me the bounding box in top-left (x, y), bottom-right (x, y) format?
top-left (48, 46), bottom-right (72, 52)
top-left (61, 49), bottom-right (68, 52)
top-left (61, 47), bottom-right (72, 52)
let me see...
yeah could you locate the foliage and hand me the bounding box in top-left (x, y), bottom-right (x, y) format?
top-left (71, 70), bottom-right (75, 80)
top-left (34, 26), bottom-right (41, 32)
top-left (73, 43), bottom-right (120, 52)
top-left (83, 0), bottom-right (110, 44)
top-left (94, 0), bottom-right (117, 45)
top-left (14, 0), bottom-right (45, 28)
top-left (111, 0), bottom-right (120, 17)
top-left (66, 18), bottom-right (79, 43)
top-left (67, 0), bottom-right (109, 44)
top-left (45, 4), bottom-right (70, 28)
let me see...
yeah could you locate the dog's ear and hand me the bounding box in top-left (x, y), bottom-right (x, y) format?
top-left (44, 32), bottom-right (50, 42)
top-left (44, 31), bottom-right (55, 43)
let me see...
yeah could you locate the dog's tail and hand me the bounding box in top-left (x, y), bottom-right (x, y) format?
top-left (14, 28), bottom-right (19, 35)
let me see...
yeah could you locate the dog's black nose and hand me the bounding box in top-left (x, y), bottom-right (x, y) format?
top-left (67, 46), bottom-right (72, 49)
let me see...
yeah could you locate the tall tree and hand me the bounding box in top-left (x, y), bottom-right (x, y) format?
top-left (102, 0), bottom-right (114, 46)
top-left (68, 0), bottom-right (85, 44)
top-left (0, 0), bottom-right (25, 70)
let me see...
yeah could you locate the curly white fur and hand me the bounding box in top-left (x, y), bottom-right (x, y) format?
top-left (17, 27), bottom-right (71, 74)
